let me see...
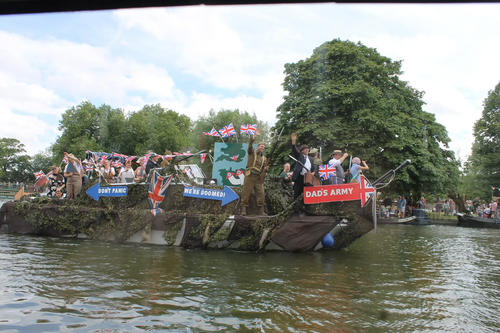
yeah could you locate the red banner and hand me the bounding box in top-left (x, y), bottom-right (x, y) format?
top-left (304, 176), bottom-right (374, 206)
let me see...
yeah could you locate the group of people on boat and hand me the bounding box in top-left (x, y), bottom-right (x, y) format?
top-left (465, 197), bottom-right (500, 218)
top-left (240, 131), bottom-right (370, 216)
top-left (38, 150), bottom-right (177, 200)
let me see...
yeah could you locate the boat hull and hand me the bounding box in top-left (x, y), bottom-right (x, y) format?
top-left (457, 214), bottom-right (500, 228)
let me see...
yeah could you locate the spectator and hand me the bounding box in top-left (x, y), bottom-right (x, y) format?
top-left (328, 150), bottom-right (349, 185)
top-left (383, 197), bottom-right (392, 218)
top-left (161, 150), bottom-right (173, 167)
top-left (118, 160), bottom-right (135, 183)
top-left (397, 196), bottom-right (407, 218)
top-left (492, 199), bottom-right (498, 218)
top-left (349, 157), bottom-right (369, 183)
top-left (134, 157), bottom-right (147, 182)
top-left (47, 165), bottom-right (65, 197)
top-left (280, 163), bottom-right (293, 186)
top-left (99, 159), bottom-right (115, 183)
top-left (443, 200), bottom-right (450, 216)
top-left (145, 153), bottom-right (160, 175)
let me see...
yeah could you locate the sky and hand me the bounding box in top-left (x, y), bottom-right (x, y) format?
top-left (1, 3), bottom-right (499, 162)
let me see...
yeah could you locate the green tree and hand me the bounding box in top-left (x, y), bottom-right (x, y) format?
top-left (0, 138), bottom-right (32, 182)
top-left (273, 39), bottom-right (459, 198)
top-left (123, 104), bottom-right (192, 156)
top-left (31, 148), bottom-right (55, 174)
top-left (52, 101), bottom-right (106, 159)
top-left (190, 108), bottom-right (270, 176)
top-left (468, 80), bottom-right (500, 200)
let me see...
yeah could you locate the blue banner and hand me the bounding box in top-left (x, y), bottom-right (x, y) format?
top-left (183, 186), bottom-right (239, 206)
top-left (86, 183), bottom-right (128, 201)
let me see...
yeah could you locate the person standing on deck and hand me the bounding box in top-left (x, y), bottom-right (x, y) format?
top-left (240, 128), bottom-right (268, 216)
top-left (63, 152), bottom-right (83, 199)
top-left (291, 133), bottom-right (316, 200)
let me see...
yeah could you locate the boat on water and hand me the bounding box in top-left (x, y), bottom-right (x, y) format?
top-left (456, 213), bottom-right (500, 229)
top-left (0, 161), bottom-right (410, 252)
top-left (376, 216), bottom-right (417, 225)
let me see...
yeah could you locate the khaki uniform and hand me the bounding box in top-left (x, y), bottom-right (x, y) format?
top-left (241, 136), bottom-right (266, 207)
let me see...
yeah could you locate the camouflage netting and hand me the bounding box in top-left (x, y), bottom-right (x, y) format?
top-left (1, 172), bottom-right (374, 252)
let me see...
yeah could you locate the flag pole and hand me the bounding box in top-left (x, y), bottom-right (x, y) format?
top-left (214, 125), bottom-right (225, 143)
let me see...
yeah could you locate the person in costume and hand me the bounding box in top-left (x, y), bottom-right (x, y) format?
top-left (63, 152), bottom-right (83, 199)
top-left (348, 157), bottom-right (369, 183)
top-left (240, 128), bottom-right (268, 216)
top-left (328, 150), bottom-right (349, 185)
top-left (291, 133), bottom-right (316, 200)
top-left (47, 165), bottom-right (65, 197)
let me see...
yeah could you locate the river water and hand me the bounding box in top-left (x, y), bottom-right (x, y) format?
top-left (1, 200), bottom-right (500, 332)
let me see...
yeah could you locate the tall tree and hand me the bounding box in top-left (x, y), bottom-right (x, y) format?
top-left (273, 39), bottom-right (459, 198)
top-left (0, 138), bottom-right (32, 182)
top-left (468, 80), bottom-right (500, 200)
top-left (52, 101), bottom-right (113, 159)
top-left (123, 104), bottom-right (192, 156)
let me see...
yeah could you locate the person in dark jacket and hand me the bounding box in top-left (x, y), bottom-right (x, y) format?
top-left (145, 153), bottom-right (160, 176)
top-left (291, 133), bottom-right (315, 200)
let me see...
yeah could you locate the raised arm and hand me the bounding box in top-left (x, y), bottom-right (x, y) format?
top-left (339, 152), bottom-right (349, 164)
top-left (291, 133), bottom-right (300, 158)
top-left (360, 160), bottom-right (370, 171)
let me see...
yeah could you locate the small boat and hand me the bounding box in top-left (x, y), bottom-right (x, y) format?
top-left (457, 213), bottom-right (500, 229)
top-left (377, 216), bottom-right (417, 225)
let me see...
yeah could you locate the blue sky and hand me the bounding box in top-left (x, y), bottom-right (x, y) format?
top-left (1, 3), bottom-right (500, 162)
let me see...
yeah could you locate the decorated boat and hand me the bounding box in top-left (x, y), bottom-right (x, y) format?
top-left (0, 153), bottom-right (410, 252)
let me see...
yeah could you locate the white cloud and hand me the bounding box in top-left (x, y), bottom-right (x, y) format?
top-left (0, 104), bottom-right (59, 155)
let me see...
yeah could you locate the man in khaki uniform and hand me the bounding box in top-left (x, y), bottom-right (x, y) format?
top-left (240, 128), bottom-right (268, 216)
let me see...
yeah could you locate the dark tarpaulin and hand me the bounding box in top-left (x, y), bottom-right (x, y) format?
top-left (270, 214), bottom-right (338, 252)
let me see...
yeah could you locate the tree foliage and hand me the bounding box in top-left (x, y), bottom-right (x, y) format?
top-left (52, 101), bottom-right (192, 160)
top-left (0, 138), bottom-right (32, 182)
top-left (467, 80), bottom-right (500, 200)
top-left (273, 39), bottom-right (459, 198)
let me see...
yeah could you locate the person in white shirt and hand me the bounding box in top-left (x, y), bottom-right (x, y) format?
top-left (328, 150), bottom-right (349, 185)
top-left (118, 160), bottom-right (135, 183)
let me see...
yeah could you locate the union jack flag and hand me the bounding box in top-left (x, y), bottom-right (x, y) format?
top-left (34, 170), bottom-right (44, 179)
top-left (200, 153), bottom-right (207, 164)
top-left (111, 160), bottom-right (123, 168)
top-left (240, 124), bottom-right (257, 135)
top-left (230, 154), bottom-right (239, 161)
top-left (62, 156), bottom-right (68, 164)
top-left (148, 171), bottom-right (173, 216)
top-left (84, 165), bottom-right (94, 172)
top-left (359, 175), bottom-right (375, 207)
top-left (219, 123), bottom-right (236, 138)
top-left (204, 128), bottom-right (220, 137)
top-left (126, 156), bottom-right (136, 162)
top-left (226, 171), bottom-right (235, 179)
top-left (318, 164), bottom-right (336, 180)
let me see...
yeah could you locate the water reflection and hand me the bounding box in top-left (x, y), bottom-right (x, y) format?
top-left (1, 225), bottom-right (500, 332)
